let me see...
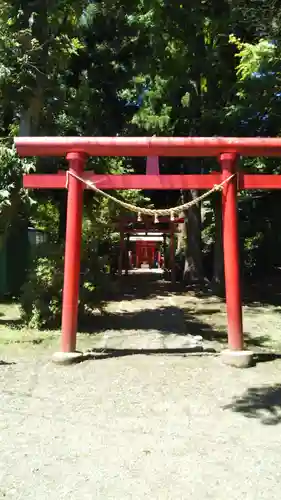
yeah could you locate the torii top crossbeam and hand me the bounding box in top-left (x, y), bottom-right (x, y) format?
top-left (14, 136), bottom-right (281, 157)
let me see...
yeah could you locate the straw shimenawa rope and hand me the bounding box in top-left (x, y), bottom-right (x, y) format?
top-left (66, 170), bottom-right (235, 221)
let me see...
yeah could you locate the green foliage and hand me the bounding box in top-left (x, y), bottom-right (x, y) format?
top-left (29, 200), bottom-right (59, 242)
top-left (230, 35), bottom-right (276, 81)
top-left (20, 238), bottom-right (113, 329)
top-left (0, 145), bottom-right (35, 231)
top-left (2, 0), bottom-right (281, 295)
top-left (20, 244), bottom-right (63, 328)
top-left (0, 145), bottom-right (34, 205)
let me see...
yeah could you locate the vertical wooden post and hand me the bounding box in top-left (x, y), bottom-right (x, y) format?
top-left (118, 226), bottom-right (124, 276)
top-left (136, 245), bottom-right (138, 268)
top-left (61, 152), bottom-right (85, 353)
top-left (146, 156), bottom-right (159, 175)
top-left (163, 234), bottom-right (167, 268)
top-left (128, 249), bottom-right (133, 269)
top-left (138, 242), bottom-right (141, 268)
top-left (220, 153), bottom-right (243, 350)
top-left (150, 244), bottom-right (155, 268)
top-left (125, 233), bottom-right (129, 275)
top-left (170, 223), bottom-right (176, 284)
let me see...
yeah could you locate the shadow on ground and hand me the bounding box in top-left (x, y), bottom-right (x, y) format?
top-left (79, 305), bottom-right (271, 351)
top-left (109, 268), bottom-right (281, 310)
top-left (104, 272), bottom-right (187, 303)
top-left (78, 348), bottom-right (217, 364)
top-left (223, 384), bottom-right (281, 425)
top-left (0, 271), bottom-right (277, 353)
top-left (182, 271), bottom-right (281, 310)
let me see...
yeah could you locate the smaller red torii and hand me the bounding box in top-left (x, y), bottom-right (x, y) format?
top-left (15, 136), bottom-right (281, 368)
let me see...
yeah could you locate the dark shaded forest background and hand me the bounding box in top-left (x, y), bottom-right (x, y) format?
top-left (1, 0), bottom-right (281, 327)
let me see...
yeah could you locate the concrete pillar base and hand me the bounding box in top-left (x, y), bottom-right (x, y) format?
top-left (221, 349), bottom-right (254, 368)
top-left (52, 351), bottom-right (84, 365)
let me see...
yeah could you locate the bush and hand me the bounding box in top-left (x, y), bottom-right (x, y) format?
top-left (20, 244), bottom-right (64, 328)
top-left (20, 242), bottom-right (113, 329)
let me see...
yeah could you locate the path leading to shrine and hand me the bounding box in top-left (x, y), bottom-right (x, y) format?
top-left (2, 270), bottom-right (281, 499)
top-left (83, 268), bottom-right (281, 354)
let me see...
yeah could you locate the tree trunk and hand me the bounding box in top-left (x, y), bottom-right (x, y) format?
top-left (177, 212), bottom-right (186, 252)
top-left (212, 193), bottom-right (225, 295)
top-left (182, 190), bottom-right (204, 283)
top-left (19, 1), bottom-right (48, 137)
top-left (19, 108), bottom-right (33, 137)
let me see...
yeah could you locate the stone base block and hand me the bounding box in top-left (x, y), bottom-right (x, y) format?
top-left (221, 349), bottom-right (254, 368)
top-left (52, 351), bottom-right (84, 365)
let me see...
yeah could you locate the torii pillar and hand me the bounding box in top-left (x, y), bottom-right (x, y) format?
top-left (53, 152), bottom-right (85, 363)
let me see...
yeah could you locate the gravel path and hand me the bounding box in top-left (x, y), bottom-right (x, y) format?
top-left (1, 354), bottom-right (281, 499)
top-left (1, 271), bottom-right (281, 499)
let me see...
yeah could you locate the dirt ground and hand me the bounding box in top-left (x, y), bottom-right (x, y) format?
top-left (1, 270), bottom-right (281, 499)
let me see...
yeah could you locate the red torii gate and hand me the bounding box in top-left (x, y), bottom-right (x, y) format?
top-left (116, 215), bottom-right (182, 279)
top-left (14, 136), bottom-right (281, 367)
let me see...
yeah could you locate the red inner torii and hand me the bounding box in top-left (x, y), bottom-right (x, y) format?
top-left (15, 136), bottom-right (281, 365)
top-left (116, 156), bottom-right (167, 274)
top-left (116, 213), bottom-right (182, 278)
